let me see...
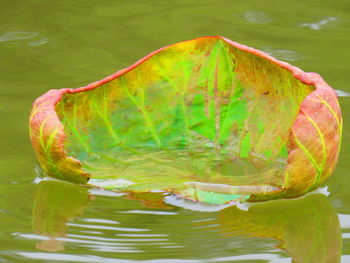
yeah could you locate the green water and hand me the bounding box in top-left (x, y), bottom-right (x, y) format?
top-left (1, 0), bottom-right (349, 262)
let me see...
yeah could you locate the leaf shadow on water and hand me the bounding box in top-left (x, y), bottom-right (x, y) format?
top-left (32, 180), bottom-right (342, 262)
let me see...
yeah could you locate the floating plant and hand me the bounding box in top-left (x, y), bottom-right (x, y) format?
top-left (29, 36), bottom-right (342, 204)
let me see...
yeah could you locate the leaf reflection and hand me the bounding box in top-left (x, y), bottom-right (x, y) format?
top-left (32, 181), bottom-right (341, 262)
top-left (32, 180), bottom-right (91, 251)
top-left (210, 193), bottom-right (342, 263)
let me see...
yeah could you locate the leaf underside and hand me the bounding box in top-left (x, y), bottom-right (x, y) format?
top-left (55, 38), bottom-right (314, 204)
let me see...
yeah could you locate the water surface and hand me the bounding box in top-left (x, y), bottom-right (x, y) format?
top-left (1, 0), bottom-right (350, 262)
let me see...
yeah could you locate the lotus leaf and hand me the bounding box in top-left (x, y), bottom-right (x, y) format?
top-left (29, 36), bottom-right (342, 204)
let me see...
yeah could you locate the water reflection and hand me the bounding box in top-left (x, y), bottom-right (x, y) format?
top-left (0, 31), bottom-right (38, 42)
top-left (28, 38), bottom-right (48, 47)
top-left (32, 181), bottom-right (342, 262)
top-left (32, 180), bottom-right (91, 251)
top-left (335, 89), bottom-right (350, 97)
top-left (299, 17), bottom-right (336, 30)
top-left (262, 48), bottom-right (300, 62)
top-left (243, 11), bottom-right (273, 24)
top-left (208, 193), bottom-right (342, 263)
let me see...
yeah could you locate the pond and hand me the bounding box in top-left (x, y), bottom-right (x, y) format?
top-left (1, 0), bottom-right (349, 262)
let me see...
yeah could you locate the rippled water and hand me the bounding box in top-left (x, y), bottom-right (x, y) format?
top-left (1, 0), bottom-right (350, 262)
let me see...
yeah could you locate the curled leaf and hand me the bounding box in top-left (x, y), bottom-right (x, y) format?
top-left (29, 36), bottom-right (342, 203)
